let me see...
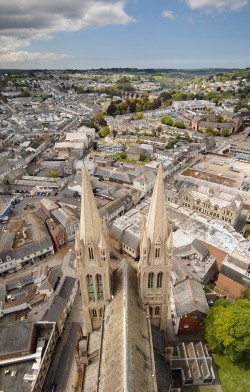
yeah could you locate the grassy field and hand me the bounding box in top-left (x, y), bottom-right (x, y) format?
top-left (213, 354), bottom-right (250, 392)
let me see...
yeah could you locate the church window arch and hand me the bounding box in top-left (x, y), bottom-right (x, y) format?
top-left (157, 272), bottom-right (163, 288)
top-left (149, 306), bottom-right (153, 317)
top-left (96, 274), bottom-right (104, 300)
top-left (155, 247), bottom-right (160, 258)
top-left (101, 249), bottom-right (106, 262)
top-left (88, 240), bottom-right (94, 260)
top-left (155, 306), bottom-right (160, 316)
top-left (148, 272), bottom-right (154, 289)
top-left (155, 238), bottom-right (161, 258)
top-left (88, 246), bottom-right (94, 260)
top-left (87, 274), bottom-right (95, 302)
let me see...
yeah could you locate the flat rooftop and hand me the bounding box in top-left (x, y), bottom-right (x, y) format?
top-left (181, 155), bottom-right (250, 189)
top-left (111, 198), bottom-right (250, 257)
top-left (0, 360), bottom-right (34, 392)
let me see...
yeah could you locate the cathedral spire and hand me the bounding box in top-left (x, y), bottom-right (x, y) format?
top-left (80, 166), bottom-right (102, 243)
top-left (76, 167), bottom-right (111, 333)
top-left (146, 165), bottom-right (169, 245)
top-left (138, 165), bottom-right (172, 331)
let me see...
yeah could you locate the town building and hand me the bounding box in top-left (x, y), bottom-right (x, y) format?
top-left (167, 185), bottom-right (243, 225)
top-left (0, 320), bottom-right (57, 392)
top-left (216, 252), bottom-right (250, 298)
top-left (171, 262), bottom-right (209, 334)
top-left (172, 100), bottom-right (216, 111)
top-left (230, 138), bottom-right (250, 161)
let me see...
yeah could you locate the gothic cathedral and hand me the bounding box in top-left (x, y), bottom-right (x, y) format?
top-left (75, 165), bottom-right (172, 332)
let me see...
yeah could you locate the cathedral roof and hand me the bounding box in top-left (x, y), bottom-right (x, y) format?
top-left (98, 260), bottom-right (157, 392)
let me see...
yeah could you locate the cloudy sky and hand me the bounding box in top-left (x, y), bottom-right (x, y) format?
top-left (0, 0), bottom-right (249, 69)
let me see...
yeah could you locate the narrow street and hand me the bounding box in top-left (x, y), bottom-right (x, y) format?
top-left (42, 290), bottom-right (83, 392)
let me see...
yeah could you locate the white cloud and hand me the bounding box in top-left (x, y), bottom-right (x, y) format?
top-left (186, 0), bottom-right (248, 11)
top-left (162, 10), bottom-right (176, 20)
top-left (0, 51), bottom-right (71, 64)
top-left (0, 0), bottom-right (134, 65)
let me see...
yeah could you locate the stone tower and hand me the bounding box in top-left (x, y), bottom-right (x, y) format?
top-left (75, 168), bottom-right (111, 333)
top-left (138, 165), bottom-right (173, 330)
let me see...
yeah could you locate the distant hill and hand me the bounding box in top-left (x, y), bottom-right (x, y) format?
top-left (0, 67), bottom-right (245, 76)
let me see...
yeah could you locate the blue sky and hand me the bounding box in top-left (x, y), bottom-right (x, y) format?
top-left (0, 0), bottom-right (249, 69)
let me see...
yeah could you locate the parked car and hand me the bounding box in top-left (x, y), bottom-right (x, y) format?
top-left (1, 217), bottom-right (9, 224)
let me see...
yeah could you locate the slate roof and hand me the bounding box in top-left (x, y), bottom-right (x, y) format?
top-left (0, 320), bottom-right (35, 359)
top-left (173, 277), bottom-right (209, 317)
top-left (192, 239), bottom-right (208, 256)
top-left (13, 237), bottom-right (53, 260)
top-left (51, 206), bottom-right (78, 227)
top-left (43, 295), bottom-right (67, 323)
top-left (58, 276), bottom-right (76, 300)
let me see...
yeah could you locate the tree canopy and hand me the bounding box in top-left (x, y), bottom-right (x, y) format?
top-left (49, 170), bottom-right (59, 178)
top-left (161, 115), bottom-right (173, 126)
top-left (205, 299), bottom-right (250, 364)
top-left (99, 126), bottom-right (110, 138)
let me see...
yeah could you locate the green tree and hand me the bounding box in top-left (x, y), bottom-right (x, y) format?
top-left (139, 153), bottom-right (147, 161)
top-left (133, 112), bottom-right (144, 120)
top-left (135, 103), bottom-right (142, 112)
top-left (146, 100), bottom-right (153, 110)
top-left (206, 127), bottom-right (215, 136)
top-left (166, 137), bottom-right (178, 149)
top-left (120, 152), bottom-right (127, 159)
top-left (99, 126), bottom-right (110, 138)
top-left (95, 112), bottom-right (107, 127)
top-left (49, 170), bottom-right (59, 178)
top-left (21, 89), bottom-right (30, 97)
top-left (161, 116), bottom-right (173, 126)
top-left (222, 128), bottom-right (230, 137)
top-left (216, 114), bottom-right (224, 123)
top-left (173, 121), bottom-right (185, 129)
top-left (160, 91), bottom-right (172, 101)
top-left (106, 102), bottom-right (117, 116)
top-left (205, 299), bottom-right (250, 363)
